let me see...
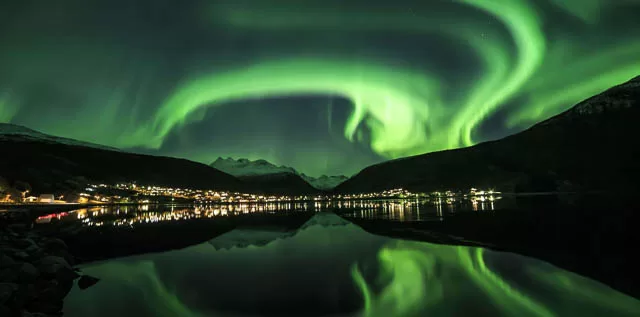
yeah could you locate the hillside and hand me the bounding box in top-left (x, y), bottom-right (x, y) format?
top-left (336, 76), bottom-right (640, 194)
top-left (0, 123), bottom-right (120, 152)
top-left (0, 127), bottom-right (244, 193)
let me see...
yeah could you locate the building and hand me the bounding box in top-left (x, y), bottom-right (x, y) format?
top-left (24, 196), bottom-right (38, 203)
top-left (38, 194), bottom-right (55, 203)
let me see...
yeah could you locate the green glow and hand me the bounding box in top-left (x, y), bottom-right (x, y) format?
top-left (120, 0), bottom-right (638, 159)
top-left (549, 0), bottom-right (603, 23)
top-left (352, 246), bottom-right (443, 317)
top-left (129, 59), bottom-right (441, 158)
top-left (1, 0), bottom-right (640, 174)
top-left (65, 215), bottom-right (640, 317)
top-left (353, 240), bottom-right (640, 317)
top-left (0, 91), bottom-right (18, 123)
top-left (457, 247), bottom-right (553, 317)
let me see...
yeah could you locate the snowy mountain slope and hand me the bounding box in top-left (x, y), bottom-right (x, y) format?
top-left (0, 123), bottom-right (121, 152)
top-left (209, 229), bottom-right (296, 250)
top-left (210, 157), bottom-right (348, 190)
top-left (210, 157), bottom-right (296, 176)
top-left (300, 174), bottom-right (349, 191)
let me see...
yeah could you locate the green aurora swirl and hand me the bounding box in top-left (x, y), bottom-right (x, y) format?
top-left (65, 218), bottom-right (640, 317)
top-left (1, 0), bottom-right (639, 174)
top-left (122, 0), bottom-right (640, 158)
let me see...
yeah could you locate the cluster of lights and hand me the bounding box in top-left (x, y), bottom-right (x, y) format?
top-left (335, 188), bottom-right (501, 200)
top-left (34, 187), bottom-right (503, 228)
top-left (15, 181), bottom-right (503, 207)
top-left (81, 182), bottom-right (321, 203)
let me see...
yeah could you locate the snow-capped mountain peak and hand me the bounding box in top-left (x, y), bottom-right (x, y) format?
top-left (210, 157), bottom-right (348, 190)
top-left (300, 174), bottom-right (349, 191)
top-left (211, 157), bottom-right (297, 176)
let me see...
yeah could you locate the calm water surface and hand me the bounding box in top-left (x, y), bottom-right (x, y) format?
top-left (57, 212), bottom-right (640, 317)
top-left (35, 196), bottom-right (512, 227)
top-left (29, 198), bottom-right (640, 316)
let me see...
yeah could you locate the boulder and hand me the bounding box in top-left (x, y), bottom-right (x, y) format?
top-left (0, 268), bottom-right (18, 283)
top-left (18, 263), bottom-right (38, 283)
top-left (37, 256), bottom-right (70, 275)
top-left (13, 251), bottom-right (29, 261)
top-left (56, 267), bottom-right (79, 285)
top-left (25, 244), bottom-right (41, 256)
top-left (13, 239), bottom-right (37, 249)
top-left (0, 305), bottom-right (10, 317)
top-left (0, 282), bottom-right (17, 305)
top-left (0, 254), bottom-right (14, 269)
top-left (42, 238), bottom-right (67, 252)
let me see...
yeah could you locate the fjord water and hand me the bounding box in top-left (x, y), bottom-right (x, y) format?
top-left (49, 210), bottom-right (640, 317)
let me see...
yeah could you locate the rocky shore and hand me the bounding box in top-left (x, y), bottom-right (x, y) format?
top-left (0, 223), bottom-right (97, 317)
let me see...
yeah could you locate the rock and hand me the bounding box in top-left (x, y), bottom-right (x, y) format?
top-left (18, 263), bottom-right (38, 283)
top-left (37, 256), bottom-right (69, 275)
top-left (34, 280), bottom-right (65, 302)
top-left (12, 284), bottom-right (32, 307)
top-left (13, 252), bottom-right (29, 261)
top-left (25, 244), bottom-right (41, 255)
top-left (56, 267), bottom-right (79, 284)
top-left (0, 268), bottom-right (18, 283)
top-left (46, 249), bottom-right (74, 267)
top-left (7, 224), bottom-right (29, 233)
top-left (0, 305), bottom-right (10, 317)
top-left (26, 298), bottom-right (63, 315)
top-left (13, 239), bottom-right (37, 249)
top-left (0, 254), bottom-right (14, 269)
top-left (42, 238), bottom-right (67, 251)
top-left (78, 275), bottom-right (100, 290)
top-left (0, 282), bottom-right (18, 304)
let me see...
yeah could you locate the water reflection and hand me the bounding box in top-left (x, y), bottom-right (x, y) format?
top-left (35, 197), bottom-right (509, 228)
top-left (64, 213), bottom-right (640, 317)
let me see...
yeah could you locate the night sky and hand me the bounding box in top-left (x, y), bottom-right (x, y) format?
top-left (1, 0), bottom-right (639, 177)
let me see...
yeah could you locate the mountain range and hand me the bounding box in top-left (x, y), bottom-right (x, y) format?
top-left (1, 75), bottom-right (638, 196)
top-left (210, 157), bottom-right (348, 191)
top-left (336, 75), bottom-right (640, 194)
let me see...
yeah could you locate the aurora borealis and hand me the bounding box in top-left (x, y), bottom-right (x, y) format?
top-left (63, 213), bottom-right (640, 317)
top-left (1, 0), bottom-right (640, 176)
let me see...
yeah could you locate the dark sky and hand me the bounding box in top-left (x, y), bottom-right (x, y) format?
top-left (1, 0), bottom-right (639, 176)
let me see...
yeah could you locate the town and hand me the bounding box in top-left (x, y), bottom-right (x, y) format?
top-left (1, 181), bottom-right (501, 206)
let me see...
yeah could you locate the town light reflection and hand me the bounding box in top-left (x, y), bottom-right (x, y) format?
top-left (34, 191), bottom-right (504, 228)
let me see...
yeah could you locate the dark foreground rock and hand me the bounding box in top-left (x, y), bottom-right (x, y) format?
top-left (0, 224), bottom-right (97, 316)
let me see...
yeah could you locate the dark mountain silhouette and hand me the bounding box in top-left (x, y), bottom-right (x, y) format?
top-left (336, 75), bottom-right (640, 194)
top-left (0, 124), bottom-right (244, 193)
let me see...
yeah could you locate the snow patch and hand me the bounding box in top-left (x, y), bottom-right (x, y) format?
top-left (210, 157), bottom-right (348, 189)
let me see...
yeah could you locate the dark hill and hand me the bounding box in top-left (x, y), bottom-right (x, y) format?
top-left (336, 76), bottom-right (640, 194)
top-left (0, 129), bottom-right (244, 193)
